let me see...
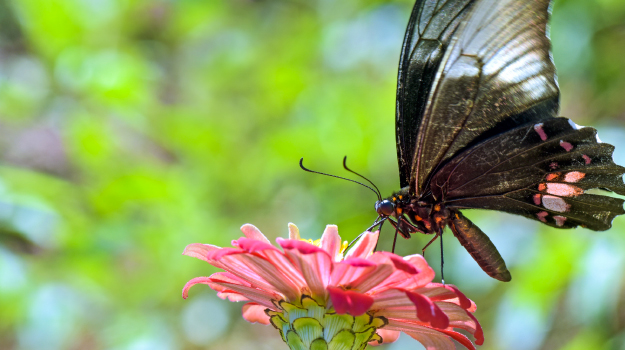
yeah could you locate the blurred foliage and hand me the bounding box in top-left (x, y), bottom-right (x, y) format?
top-left (0, 0), bottom-right (625, 349)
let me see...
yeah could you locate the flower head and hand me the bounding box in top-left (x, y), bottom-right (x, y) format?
top-left (183, 224), bottom-right (483, 350)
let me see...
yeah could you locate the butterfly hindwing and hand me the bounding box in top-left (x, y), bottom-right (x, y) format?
top-left (431, 118), bottom-right (625, 230)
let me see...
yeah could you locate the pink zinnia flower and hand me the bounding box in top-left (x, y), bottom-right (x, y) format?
top-left (183, 224), bottom-right (484, 350)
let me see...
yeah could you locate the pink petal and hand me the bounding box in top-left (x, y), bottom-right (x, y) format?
top-left (371, 288), bottom-right (416, 309)
top-left (219, 253), bottom-right (302, 300)
top-left (424, 284), bottom-right (476, 312)
top-left (406, 291), bottom-right (449, 329)
top-left (383, 321), bottom-right (456, 350)
top-left (278, 238), bottom-right (326, 254)
top-left (344, 230), bottom-right (379, 259)
top-left (279, 238), bottom-right (333, 297)
top-left (182, 243), bottom-right (223, 266)
top-left (320, 225), bottom-right (341, 261)
top-left (235, 237), bottom-right (280, 254)
top-left (183, 277), bottom-right (212, 299)
top-left (442, 284), bottom-right (471, 310)
top-left (405, 329), bottom-right (457, 350)
top-left (205, 279), bottom-right (278, 309)
top-left (436, 329), bottom-right (477, 350)
top-left (374, 329), bottom-right (400, 344)
top-left (346, 263), bottom-right (394, 293)
top-left (240, 224), bottom-right (271, 244)
top-left (207, 247), bottom-right (245, 260)
top-left (330, 258), bottom-right (377, 288)
top-left (365, 253), bottom-right (435, 293)
top-left (327, 286), bottom-right (374, 316)
top-left (464, 311), bottom-right (484, 345)
top-left (242, 303), bottom-right (271, 324)
top-left (216, 291), bottom-right (249, 302)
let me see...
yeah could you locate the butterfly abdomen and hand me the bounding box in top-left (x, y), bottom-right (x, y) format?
top-left (449, 211), bottom-right (511, 282)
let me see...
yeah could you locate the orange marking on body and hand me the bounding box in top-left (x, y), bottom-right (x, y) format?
top-left (398, 195), bottom-right (403, 200)
top-left (538, 183), bottom-right (546, 191)
top-left (435, 217), bottom-right (443, 224)
top-left (415, 215), bottom-right (422, 221)
top-left (564, 171), bottom-right (586, 183)
top-left (545, 183), bottom-right (583, 197)
top-left (434, 204), bottom-right (441, 211)
top-left (392, 197), bottom-right (396, 201)
top-left (455, 213), bottom-right (460, 220)
top-left (396, 208), bottom-right (403, 214)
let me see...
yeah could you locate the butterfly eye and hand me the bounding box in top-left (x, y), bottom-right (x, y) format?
top-left (376, 200), bottom-right (395, 216)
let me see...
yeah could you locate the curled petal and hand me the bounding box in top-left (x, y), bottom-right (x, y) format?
top-left (406, 291), bottom-right (449, 329)
top-left (242, 303), bottom-right (271, 324)
top-left (327, 287), bottom-right (374, 316)
top-left (182, 277), bottom-right (212, 299)
top-left (464, 311), bottom-right (484, 345)
top-left (429, 284), bottom-right (472, 310)
top-left (320, 225), bottom-right (341, 261)
top-left (240, 224), bottom-right (271, 244)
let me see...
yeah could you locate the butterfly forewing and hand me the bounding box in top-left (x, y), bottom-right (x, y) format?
top-left (408, 0), bottom-right (559, 194)
top-left (396, 0), bottom-right (475, 189)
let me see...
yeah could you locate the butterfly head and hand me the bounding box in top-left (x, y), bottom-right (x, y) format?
top-left (375, 199), bottom-right (395, 217)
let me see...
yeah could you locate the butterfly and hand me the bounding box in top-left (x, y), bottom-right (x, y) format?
top-left (370, 0), bottom-right (625, 282)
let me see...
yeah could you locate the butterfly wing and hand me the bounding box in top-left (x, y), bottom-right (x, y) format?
top-left (401, 0), bottom-right (559, 195)
top-left (432, 118), bottom-right (625, 230)
top-left (396, 0), bottom-right (475, 189)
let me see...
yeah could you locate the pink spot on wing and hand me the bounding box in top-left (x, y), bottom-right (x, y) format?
top-left (538, 183), bottom-right (547, 191)
top-left (534, 123), bottom-right (548, 141)
top-left (560, 140), bottom-right (574, 152)
top-left (546, 173), bottom-right (560, 181)
top-left (533, 194), bottom-right (542, 205)
top-left (545, 183), bottom-right (584, 197)
top-left (536, 211), bottom-right (548, 222)
top-left (582, 155), bottom-right (591, 165)
top-left (542, 195), bottom-right (571, 212)
top-left (564, 171), bottom-right (586, 183)
top-left (554, 215), bottom-right (567, 227)
top-left (550, 162), bottom-right (559, 170)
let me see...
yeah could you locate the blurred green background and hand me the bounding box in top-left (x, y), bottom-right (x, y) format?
top-left (1, 0), bottom-right (625, 349)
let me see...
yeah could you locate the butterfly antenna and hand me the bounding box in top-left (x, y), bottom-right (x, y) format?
top-left (342, 156), bottom-right (382, 201)
top-left (300, 158), bottom-right (380, 199)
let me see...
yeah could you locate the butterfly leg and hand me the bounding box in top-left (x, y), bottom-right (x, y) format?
top-left (439, 227), bottom-right (445, 285)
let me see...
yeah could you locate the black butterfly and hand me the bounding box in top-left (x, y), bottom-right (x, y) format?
top-left (371, 0), bottom-right (625, 282)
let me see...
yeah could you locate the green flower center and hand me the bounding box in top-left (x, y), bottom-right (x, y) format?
top-left (267, 296), bottom-right (387, 350)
